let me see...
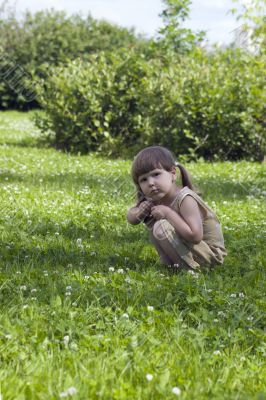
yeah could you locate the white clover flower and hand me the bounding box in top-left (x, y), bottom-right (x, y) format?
top-left (125, 277), bottom-right (131, 283)
top-left (22, 305), bottom-right (29, 309)
top-left (172, 386), bottom-right (181, 396)
top-left (31, 288), bottom-right (37, 293)
top-left (239, 292), bottom-right (245, 298)
top-left (122, 313), bottom-right (129, 319)
top-left (55, 232), bottom-right (60, 236)
top-left (218, 311), bottom-right (225, 317)
top-left (5, 334), bottom-right (12, 339)
top-left (84, 275), bottom-right (90, 280)
top-left (20, 285), bottom-right (27, 291)
top-left (147, 306), bottom-right (154, 312)
top-left (76, 238), bottom-right (82, 246)
top-left (109, 267), bottom-right (115, 272)
top-left (213, 319), bottom-right (219, 323)
top-left (146, 374), bottom-right (153, 381)
top-left (247, 316), bottom-right (254, 321)
top-left (187, 270), bottom-right (199, 278)
top-left (117, 268), bottom-right (124, 274)
top-left (230, 293), bottom-right (237, 298)
top-left (67, 387), bottom-right (77, 396)
top-left (66, 286), bottom-right (72, 291)
top-left (65, 292), bottom-right (71, 296)
top-left (63, 335), bottom-right (70, 345)
top-left (91, 251), bottom-right (96, 256)
top-left (213, 350), bottom-right (221, 356)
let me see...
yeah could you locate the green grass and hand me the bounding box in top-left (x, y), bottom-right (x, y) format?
top-left (0, 111), bottom-right (265, 400)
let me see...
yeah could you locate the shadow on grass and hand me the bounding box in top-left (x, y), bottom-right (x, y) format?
top-left (1, 218), bottom-right (264, 274)
top-left (0, 140), bottom-right (41, 149)
top-left (0, 224), bottom-right (151, 271)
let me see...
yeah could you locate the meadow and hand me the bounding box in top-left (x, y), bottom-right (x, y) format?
top-left (0, 111), bottom-right (265, 400)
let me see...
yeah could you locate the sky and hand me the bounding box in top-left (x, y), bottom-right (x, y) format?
top-left (14, 0), bottom-right (244, 45)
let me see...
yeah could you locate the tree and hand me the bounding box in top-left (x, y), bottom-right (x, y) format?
top-left (231, 0), bottom-right (266, 54)
top-left (157, 0), bottom-right (205, 54)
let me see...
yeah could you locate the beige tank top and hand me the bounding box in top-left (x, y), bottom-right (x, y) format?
top-left (171, 187), bottom-right (226, 249)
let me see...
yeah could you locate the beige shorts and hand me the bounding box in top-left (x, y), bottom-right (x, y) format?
top-left (151, 219), bottom-right (226, 269)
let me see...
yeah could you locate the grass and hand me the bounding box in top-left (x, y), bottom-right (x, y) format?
top-left (0, 110), bottom-right (265, 400)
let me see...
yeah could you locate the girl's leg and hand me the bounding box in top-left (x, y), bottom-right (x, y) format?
top-left (149, 233), bottom-right (173, 265)
top-left (152, 220), bottom-right (200, 269)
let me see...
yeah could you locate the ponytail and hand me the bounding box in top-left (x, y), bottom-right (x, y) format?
top-left (176, 163), bottom-right (194, 190)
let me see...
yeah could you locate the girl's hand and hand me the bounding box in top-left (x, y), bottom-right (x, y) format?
top-left (137, 200), bottom-right (153, 221)
top-left (151, 205), bottom-right (170, 220)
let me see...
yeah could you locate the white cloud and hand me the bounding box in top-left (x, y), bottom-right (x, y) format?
top-left (15, 0), bottom-right (241, 44)
top-left (192, 0), bottom-right (232, 9)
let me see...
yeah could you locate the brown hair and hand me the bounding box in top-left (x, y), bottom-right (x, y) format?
top-left (131, 146), bottom-right (195, 203)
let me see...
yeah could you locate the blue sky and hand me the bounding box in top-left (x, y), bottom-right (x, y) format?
top-left (15, 0), bottom-right (244, 45)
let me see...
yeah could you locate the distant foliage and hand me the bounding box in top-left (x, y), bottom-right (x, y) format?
top-left (1, 1), bottom-right (265, 160)
top-left (34, 52), bottom-right (156, 154)
top-left (0, 7), bottom-right (146, 109)
top-left (35, 48), bottom-right (265, 160)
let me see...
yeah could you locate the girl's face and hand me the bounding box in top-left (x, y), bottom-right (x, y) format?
top-left (138, 167), bottom-right (177, 203)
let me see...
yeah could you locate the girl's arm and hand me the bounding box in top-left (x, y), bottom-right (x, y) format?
top-left (127, 207), bottom-right (142, 225)
top-left (127, 201), bottom-right (152, 225)
top-left (151, 196), bottom-right (203, 244)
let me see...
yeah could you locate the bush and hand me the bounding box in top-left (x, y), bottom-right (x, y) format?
top-left (148, 48), bottom-right (266, 160)
top-left (34, 52), bottom-right (156, 154)
top-left (0, 7), bottom-right (146, 109)
top-left (35, 48), bottom-right (265, 160)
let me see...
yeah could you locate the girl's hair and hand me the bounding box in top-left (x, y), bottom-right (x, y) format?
top-left (131, 146), bottom-right (195, 202)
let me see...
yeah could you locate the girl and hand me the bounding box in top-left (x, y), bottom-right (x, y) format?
top-left (127, 146), bottom-right (227, 270)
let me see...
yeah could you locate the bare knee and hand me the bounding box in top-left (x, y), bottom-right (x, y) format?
top-left (153, 220), bottom-right (169, 241)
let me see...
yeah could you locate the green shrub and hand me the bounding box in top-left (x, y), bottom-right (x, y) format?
top-left (35, 48), bottom-right (265, 160)
top-left (0, 7), bottom-right (146, 109)
top-left (149, 48), bottom-right (266, 160)
top-left (34, 52), bottom-right (156, 154)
